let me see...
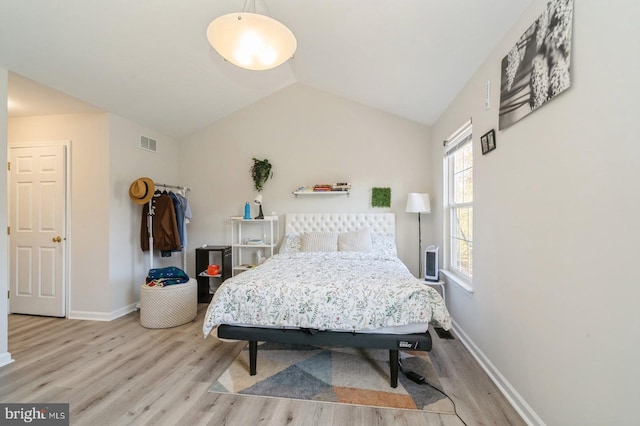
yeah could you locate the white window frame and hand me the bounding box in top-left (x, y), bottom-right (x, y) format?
top-left (442, 121), bottom-right (474, 293)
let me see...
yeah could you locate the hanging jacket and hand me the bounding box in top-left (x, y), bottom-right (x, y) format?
top-left (141, 193), bottom-right (181, 252)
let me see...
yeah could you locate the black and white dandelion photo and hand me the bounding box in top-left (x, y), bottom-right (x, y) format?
top-left (498, 0), bottom-right (573, 130)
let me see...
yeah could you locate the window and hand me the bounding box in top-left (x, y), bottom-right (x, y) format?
top-left (444, 122), bottom-right (473, 281)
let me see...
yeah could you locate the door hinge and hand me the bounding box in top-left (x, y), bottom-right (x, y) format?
top-left (7, 162), bottom-right (9, 171)
top-left (6, 227), bottom-right (9, 235)
top-left (7, 291), bottom-right (9, 299)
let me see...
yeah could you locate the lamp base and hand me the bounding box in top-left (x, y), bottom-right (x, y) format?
top-left (255, 205), bottom-right (264, 220)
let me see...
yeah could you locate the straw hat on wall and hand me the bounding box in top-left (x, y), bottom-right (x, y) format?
top-left (129, 177), bottom-right (155, 204)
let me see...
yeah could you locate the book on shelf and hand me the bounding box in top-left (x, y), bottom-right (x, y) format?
top-left (313, 184), bottom-right (332, 191)
top-left (237, 264), bottom-right (256, 269)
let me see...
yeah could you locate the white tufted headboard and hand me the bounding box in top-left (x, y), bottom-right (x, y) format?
top-left (285, 213), bottom-right (395, 236)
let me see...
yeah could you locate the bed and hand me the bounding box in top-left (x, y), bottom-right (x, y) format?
top-left (203, 212), bottom-right (451, 387)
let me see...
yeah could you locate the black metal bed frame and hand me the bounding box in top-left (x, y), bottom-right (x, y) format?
top-left (217, 324), bottom-right (432, 388)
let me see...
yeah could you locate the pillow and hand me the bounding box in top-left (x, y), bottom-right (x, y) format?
top-left (300, 232), bottom-right (338, 252)
top-left (279, 234), bottom-right (301, 254)
top-left (338, 229), bottom-right (372, 252)
top-left (370, 233), bottom-right (398, 258)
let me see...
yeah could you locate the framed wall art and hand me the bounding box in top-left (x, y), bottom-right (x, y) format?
top-left (498, 0), bottom-right (574, 130)
top-left (481, 129), bottom-right (496, 155)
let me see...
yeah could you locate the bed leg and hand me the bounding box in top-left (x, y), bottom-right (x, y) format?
top-left (389, 350), bottom-right (399, 388)
top-left (249, 341), bottom-right (257, 376)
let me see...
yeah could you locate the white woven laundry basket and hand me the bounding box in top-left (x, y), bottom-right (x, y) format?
top-left (140, 278), bottom-right (197, 329)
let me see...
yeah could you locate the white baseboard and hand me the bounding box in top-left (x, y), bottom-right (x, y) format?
top-left (68, 310), bottom-right (111, 321)
top-left (68, 303), bottom-right (137, 321)
top-left (451, 319), bottom-right (545, 426)
top-left (0, 352), bottom-right (14, 368)
top-left (110, 303), bottom-right (138, 320)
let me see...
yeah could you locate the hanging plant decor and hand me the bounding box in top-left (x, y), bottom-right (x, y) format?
top-left (250, 157), bottom-right (273, 192)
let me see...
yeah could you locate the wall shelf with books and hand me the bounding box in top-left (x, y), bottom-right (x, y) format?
top-left (293, 183), bottom-right (351, 197)
top-left (293, 190), bottom-right (350, 197)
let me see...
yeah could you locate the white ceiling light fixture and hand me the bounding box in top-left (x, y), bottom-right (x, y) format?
top-left (206, 0), bottom-right (297, 71)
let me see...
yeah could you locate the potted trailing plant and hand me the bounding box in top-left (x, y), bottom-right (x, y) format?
top-left (250, 157), bottom-right (273, 192)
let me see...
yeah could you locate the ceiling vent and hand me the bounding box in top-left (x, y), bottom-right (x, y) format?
top-left (139, 135), bottom-right (157, 152)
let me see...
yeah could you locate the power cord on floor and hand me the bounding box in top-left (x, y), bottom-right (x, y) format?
top-left (399, 358), bottom-right (468, 426)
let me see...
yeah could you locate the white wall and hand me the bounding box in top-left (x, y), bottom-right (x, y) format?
top-left (9, 113), bottom-right (112, 317)
top-left (179, 83), bottom-right (433, 276)
top-left (3, 82), bottom-right (431, 324)
top-left (7, 113), bottom-right (180, 319)
top-left (431, 1), bottom-right (640, 424)
top-left (0, 68), bottom-right (11, 367)
top-left (108, 114), bottom-right (180, 312)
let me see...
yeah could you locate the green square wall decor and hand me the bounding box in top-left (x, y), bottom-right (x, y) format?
top-left (371, 187), bottom-right (391, 208)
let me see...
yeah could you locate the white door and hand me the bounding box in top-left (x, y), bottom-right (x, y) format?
top-left (9, 144), bottom-right (66, 317)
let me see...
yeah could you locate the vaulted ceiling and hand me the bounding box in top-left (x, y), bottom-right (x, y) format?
top-left (0, 0), bottom-right (533, 139)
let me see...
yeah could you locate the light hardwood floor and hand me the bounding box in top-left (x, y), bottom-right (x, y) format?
top-left (1, 306), bottom-right (525, 425)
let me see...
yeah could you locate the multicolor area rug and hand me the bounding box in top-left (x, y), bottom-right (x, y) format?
top-left (209, 342), bottom-right (454, 413)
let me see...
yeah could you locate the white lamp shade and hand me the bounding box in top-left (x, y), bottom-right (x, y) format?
top-left (405, 193), bottom-right (431, 214)
top-left (254, 194), bottom-right (263, 205)
top-left (207, 12), bottom-right (297, 71)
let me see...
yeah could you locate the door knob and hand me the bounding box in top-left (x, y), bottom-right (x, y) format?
top-left (52, 236), bottom-right (62, 243)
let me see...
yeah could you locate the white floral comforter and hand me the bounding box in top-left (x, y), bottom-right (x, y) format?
top-left (202, 252), bottom-right (451, 338)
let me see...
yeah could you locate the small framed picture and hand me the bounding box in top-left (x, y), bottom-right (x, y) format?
top-left (481, 129), bottom-right (496, 155)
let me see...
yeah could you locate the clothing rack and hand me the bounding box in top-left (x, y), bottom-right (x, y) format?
top-left (147, 183), bottom-right (190, 270)
top-left (155, 183), bottom-right (191, 193)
